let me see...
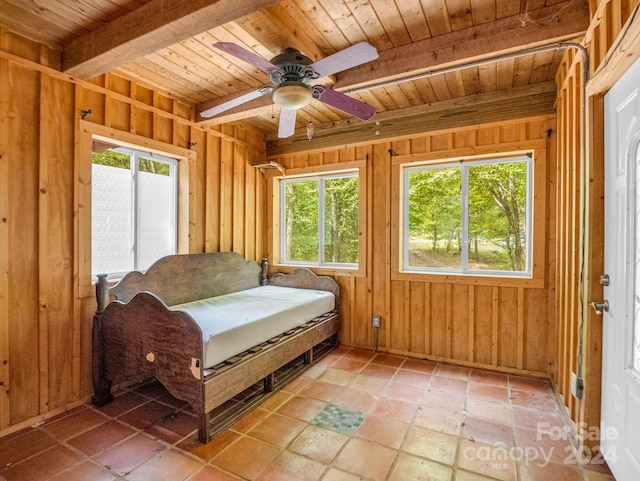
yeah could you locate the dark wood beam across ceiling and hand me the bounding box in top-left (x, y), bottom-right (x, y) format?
top-left (62, 0), bottom-right (282, 79)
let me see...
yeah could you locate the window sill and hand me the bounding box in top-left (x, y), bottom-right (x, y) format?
top-left (391, 270), bottom-right (544, 288)
top-left (271, 264), bottom-right (366, 279)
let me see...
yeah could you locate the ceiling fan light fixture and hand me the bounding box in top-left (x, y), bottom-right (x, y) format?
top-left (273, 81), bottom-right (312, 110)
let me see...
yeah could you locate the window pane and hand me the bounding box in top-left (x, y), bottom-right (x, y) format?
top-left (468, 162), bottom-right (527, 272)
top-left (283, 180), bottom-right (319, 262)
top-left (324, 176), bottom-right (359, 264)
top-left (407, 167), bottom-right (462, 269)
top-left (137, 157), bottom-right (175, 271)
top-left (92, 152), bottom-right (133, 275)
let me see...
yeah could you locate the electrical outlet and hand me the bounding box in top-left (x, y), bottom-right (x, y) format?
top-left (372, 314), bottom-right (381, 328)
top-left (570, 372), bottom-right (583, 399)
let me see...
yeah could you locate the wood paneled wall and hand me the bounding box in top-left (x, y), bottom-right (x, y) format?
top-left (555, 0), bottom-right (639, 444)
top-left (268, 117), bottom-right (557, 377)
top-left (0, 30), bottom-right (267, 434)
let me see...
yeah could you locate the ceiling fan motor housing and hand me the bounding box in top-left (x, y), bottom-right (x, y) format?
top-left (269, 48), bottom-right (316, 109)
top-left (269, 48), bottom-right (316, 84)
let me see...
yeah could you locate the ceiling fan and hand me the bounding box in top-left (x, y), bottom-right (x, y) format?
top-left (200, 42), bottom-right (379, 138)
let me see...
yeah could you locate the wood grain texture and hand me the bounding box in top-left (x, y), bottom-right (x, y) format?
top-left (110, 252), bottom-right (261, 305)
top-left (268, 117), bottom-right (556, 377)
top-left (0, 31), bottom-right (269, 435)
top-left (269, 268), bottom-right (340, 304)
top-left (95, 252), bottom-right (340, 441)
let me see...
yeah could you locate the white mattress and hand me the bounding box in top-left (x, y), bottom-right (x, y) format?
top-left (169, 285), bottom-right (335, 369)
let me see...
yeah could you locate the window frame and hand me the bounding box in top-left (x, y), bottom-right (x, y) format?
top-left (391, 145), bottom-right (546, 288)
top-left (279, 171), bottom-right (359, 268)
top-left (269, 160), bottom-right (367, 278)
top-left (75, 121), bottom-right (194, 298)
top-left (91, 146), bottom-right (179, 279)
top-left (402, 154), bottom-right (533, 277)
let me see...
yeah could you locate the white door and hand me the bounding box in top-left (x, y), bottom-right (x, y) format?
top-left (602, 56), bottom-right (640, 481)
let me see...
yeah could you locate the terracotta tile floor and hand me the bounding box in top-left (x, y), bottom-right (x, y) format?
top-left (0, 346), bottom-right (617, 481)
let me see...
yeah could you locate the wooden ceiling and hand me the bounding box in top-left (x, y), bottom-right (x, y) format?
top-left (0, 0), bottom-right (590, 148)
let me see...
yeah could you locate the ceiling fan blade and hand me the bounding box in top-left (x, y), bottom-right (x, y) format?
top-left (200, 87), bottom-right (273, 118)
top-left (278, 108), bottom-right (297, 138)
top-left (308, 42), bottom-right (378, 78)
top-left (212, 42), bottom-right (282, 74)
top-left (313, 86), bottom-right (376, 121)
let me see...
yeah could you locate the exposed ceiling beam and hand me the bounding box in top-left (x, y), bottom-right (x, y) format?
top-left (62, 0), bottom-right (282, 79)
top-left (195, 0), bottom-right (588, 124)
top-left (265, 82), bottom-right (557, 156)
top-left (336, 0), bottom-right (589, 91)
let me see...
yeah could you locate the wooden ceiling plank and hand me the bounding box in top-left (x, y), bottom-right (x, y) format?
top-left (513, 55), bottom-right (535, 87)
top-left (368, 0), bottom-right (413, 47)
top-left (302, 104), bottom-right (335, 124)
top-left (446, 0), bottom-right (474, 30)
top-left (412, 78), bottom-right (439, 104)
top-left (350, 89), bottom-right (388, 113)
top-left (103, 0), bottom-right (149, 11)
top-left (396, 81), bottom-right (428, 107)
top-left (496, 0), bottom-right (521, 18)
top-left (216, 22), bottom-right (276, 60)
top-left (443, 70), bottom-right (466, 98)
top-left (205, 27), bottom-right (275, 81)
top-left (142, 50), bottom-right (226, 97)
top-left (52, 0), bottom-right (125, 27)
top-left (420, 0), bottom-right (453, 37)
top-left (495, 57), bottom-right (516, 90)
top-left (315, 0), bottom-right (370, 46)
top-left (280, 0), bottom-right (347, 52)
top-left (335, 0), bottom-right (588, 90)
top-left (529, 50), bottom-right (557, 83)
top-left (156, 49), bottom-right (244, 97)
top-left (429, 75), bottom-right (453, 102)
top-left (469, 0), bottom-right (497, 24)
top-left (0, 0), bottom-right (76, 47)
top-left (62, 0), bottom-right (282, 79)
top-left (363, 87), bottom-right (398, 111)
top-left (383, 85), bottom-right (413, 109)
top-left (478, 62), bottom-right (497, 93)
top-left (394, 0), bottom-right (431, 42)
top-left (169, 38), bottom-right (262, 93)
top-left (234, 5), bottom-right (326, 61)
top-left (116, 63), bottom-right (213, 103)
top-left (461, 67), bottom-right (482, 96)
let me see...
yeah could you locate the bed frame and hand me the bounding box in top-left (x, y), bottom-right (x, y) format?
top-left (91, 252), bottom-right (340, 442)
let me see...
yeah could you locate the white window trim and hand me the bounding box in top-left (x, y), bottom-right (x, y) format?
top-left (91, 146), bottom-right (179, 279)
top-left (401, 153), bottom-right (533, 278)
top-left (268, 159), bottom-right (367, 278)
top-left (279, 171), bottom-right (359, 268)
top-left (76, 121), bottom-right (194, 299)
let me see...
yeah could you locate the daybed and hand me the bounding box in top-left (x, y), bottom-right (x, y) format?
top-left (91, 252), bottom-right (340, 442)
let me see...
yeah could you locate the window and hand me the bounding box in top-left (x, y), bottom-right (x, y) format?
top-left (280, 172), bottom-right (359, 267)
top-left (403, 153), bottom-right (532, 277)
top-left (91, 143), bottom-right (178, 278)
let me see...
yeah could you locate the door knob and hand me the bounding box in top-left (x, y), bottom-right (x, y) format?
top-left (599, 274), bottom-right (610, 286)
top-left (590, 300), bottom-right (609, 315)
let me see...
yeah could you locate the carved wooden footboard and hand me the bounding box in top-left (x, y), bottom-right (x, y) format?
top-left (91, 252), bottom-right (340, 442)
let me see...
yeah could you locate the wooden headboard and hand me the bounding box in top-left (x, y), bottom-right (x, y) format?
top-left (107, 252), bottom-right (262, 306)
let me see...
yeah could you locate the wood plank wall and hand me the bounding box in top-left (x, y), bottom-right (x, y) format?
top-left (267, 117), bottom-right (557, 377)
top-left (0, 30), bottom-right (267, 434)
top-left (554, 0), bottom-right (639, 445)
